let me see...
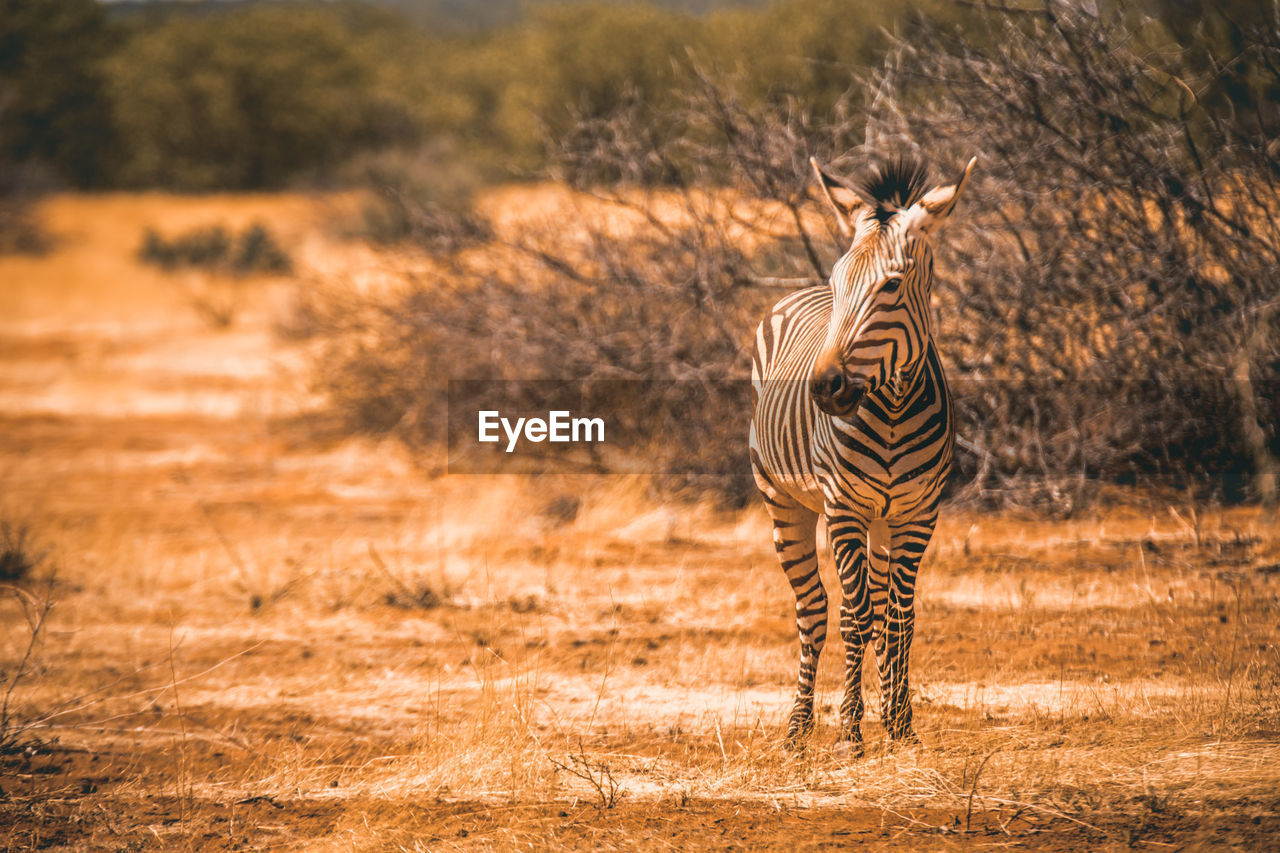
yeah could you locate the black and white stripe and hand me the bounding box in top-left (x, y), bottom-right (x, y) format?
top-left (749, 154), bottom-right (974, 750)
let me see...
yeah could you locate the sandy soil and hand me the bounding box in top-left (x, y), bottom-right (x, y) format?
top-left (1, 193), bottom-right (1279, 851)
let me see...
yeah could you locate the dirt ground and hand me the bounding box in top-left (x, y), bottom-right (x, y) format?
top-left (2, 193), bottom-right (1279, 851)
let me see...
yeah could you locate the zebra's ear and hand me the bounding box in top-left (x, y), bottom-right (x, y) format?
top-left (902, 156), bottom-right (977, 236)
top-left (810, 157), bottom-right (865, 240)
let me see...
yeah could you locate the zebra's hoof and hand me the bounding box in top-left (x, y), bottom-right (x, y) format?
top-left (835, 727), bottom-right (864, 759)
top-left (834, 738), bottom-right (865, 760)
top-left (785, 710), bottom-right (815, 749)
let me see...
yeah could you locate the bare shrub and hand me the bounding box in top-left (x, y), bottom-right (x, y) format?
top-left (0, 523), bottom-right (54, 754)
top-left (310, 204), bottom-right (772, 501)
top-left (139, 223), bottom-right (291, 275)
top-left (0, 583), bottom-right (54, 754)
top-left (550, 745), bottom-right (624, 810)
top-left (235, 224), bottom-right (292, 274)
top-left (140, 222), bottom-right (292, 328)
top-left (368, 543), bottom-right (455, 610)
top-left (345, 146), bottom-right (493, 252)
top-left (855, 1), bottom-right (1280, 510)
top-left (0, 522), bottom-right (45, 585)
top-left (360, 189), bottom-right (492, 253)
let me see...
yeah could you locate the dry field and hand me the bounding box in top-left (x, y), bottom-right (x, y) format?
top-left (2, 192), bottom-right (1279, 851)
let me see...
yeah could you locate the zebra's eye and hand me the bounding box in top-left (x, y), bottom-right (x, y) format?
top-left (881, 275), bottom-right (903, 295)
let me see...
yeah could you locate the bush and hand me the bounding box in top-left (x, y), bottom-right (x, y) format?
top-left (0, 0), bottom-right (116, 188)
top-left (139, 223), bottom-right (291, 275)
top-left (0, 522), bottom-right (45, 585)
top-left (104, 5), bottom-right (419, 189)
top-left (307, 184), bottom-right (781, 504)
top-left (0, 521), bottom-right (54, 754)
top-left (236, 225), bottom-right (293, 275)
top-left (345, 146), bottom-right (493, 251)
top-left (858, 1), bottom-right (1280, 510)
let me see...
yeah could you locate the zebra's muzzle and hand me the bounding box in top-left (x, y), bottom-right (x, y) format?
top-left (810, 368), bottom-right (867, 417)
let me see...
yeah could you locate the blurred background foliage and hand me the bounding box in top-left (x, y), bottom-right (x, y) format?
top-left (2, 0), bottom-right (1277, 510)
top-left (2, 0), bottom-right (1267, 192)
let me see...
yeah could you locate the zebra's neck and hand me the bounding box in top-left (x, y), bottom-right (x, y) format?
top-left (864, 343), bottom-right (943, 419)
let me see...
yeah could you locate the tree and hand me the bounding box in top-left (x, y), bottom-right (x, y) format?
top-left (104, 5), bottom-right (419, 189)
top-left (1140, 0), bottom-right (1280, 146)
top-left (0, 0), bottom-right (116, 188)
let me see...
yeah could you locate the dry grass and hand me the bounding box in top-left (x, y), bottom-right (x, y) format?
top-left (1, 192), bottom-right (1278, 850)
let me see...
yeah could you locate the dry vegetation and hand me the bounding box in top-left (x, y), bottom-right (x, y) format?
top-left (302, 3), bottom-right (1280, 516)
top-left (1, 191), bottom-right (1278, 851)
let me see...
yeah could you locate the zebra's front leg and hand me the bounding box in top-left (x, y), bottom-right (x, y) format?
top-left (876, 514), bottom-right (937, 744)
top-left (828, 510), bottom-right (873, 754)
top-left (767, 503), bottom-right (825, 745)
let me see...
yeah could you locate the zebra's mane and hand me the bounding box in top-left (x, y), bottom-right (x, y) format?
top-left (859, 155), bottom-right (931, 225)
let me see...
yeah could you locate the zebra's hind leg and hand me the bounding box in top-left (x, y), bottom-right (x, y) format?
top-left (764, 498), bottom-right (825, 746)
top-left (828, 507), bottom-right (873, 755)
top-left (875, 512), bottom-right (938, 744)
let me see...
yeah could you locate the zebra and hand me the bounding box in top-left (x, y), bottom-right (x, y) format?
top-left (749, 153), bottom-right (975, 751)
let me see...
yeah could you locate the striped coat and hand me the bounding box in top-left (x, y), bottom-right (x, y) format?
top-left (750, 154), bottom-right (974, 750)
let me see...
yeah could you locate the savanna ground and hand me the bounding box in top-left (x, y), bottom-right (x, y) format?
top-left (2, 192), bottom-right (1279, 851)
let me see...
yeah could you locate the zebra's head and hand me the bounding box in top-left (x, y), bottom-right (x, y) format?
top-left (807, 154), bottom-right (975, 418)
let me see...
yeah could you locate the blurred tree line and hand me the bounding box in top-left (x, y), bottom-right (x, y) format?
top-left (3, 0), bottom-right (1273, 192)
top-left (2, 0), bottom-right (923, 189)
top-left (5, 0), bottom-right (1264, 192)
